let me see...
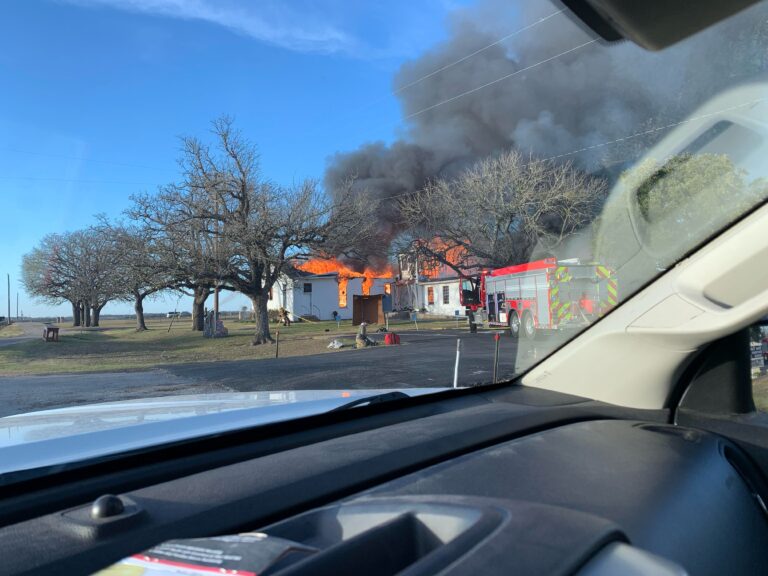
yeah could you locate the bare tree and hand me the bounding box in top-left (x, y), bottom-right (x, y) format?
top-left (398, 150), bottom-right (606, 273)
top-left (21, 228), bottom-right (122, 327)
top-left (130, 183), bottom-right (227, 332)
top-left (21, 233), bottom-right (82, 325)
top-left (136, 116), bottom-right (377, 344)
top-left (73, 228), bottom-right (123, 327)
top-left (105, 222), bottom-right (173, 331)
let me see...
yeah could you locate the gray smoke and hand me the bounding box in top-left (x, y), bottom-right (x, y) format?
top-left (325, 0), bottom-right (768, 254)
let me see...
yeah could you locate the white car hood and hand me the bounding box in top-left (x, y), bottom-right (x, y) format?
top-left (0, 388), bottom-right (445, 483)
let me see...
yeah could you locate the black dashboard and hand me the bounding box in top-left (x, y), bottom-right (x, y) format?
top-left (2, 386), bottom-right (767, 575)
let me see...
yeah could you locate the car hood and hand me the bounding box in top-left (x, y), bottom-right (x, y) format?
top-left (0, 388), bottom-right (445, 484)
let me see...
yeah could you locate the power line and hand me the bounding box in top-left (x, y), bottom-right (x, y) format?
top-left (537, 97), bottom-right (767, 163)
top-left (7, 98), bottom-right (758, 197)
top-left (343, 9), bottom-right (567, 121)
top-left (393, 9), bottom-right (565, 95)
top-left (0, 15), bottom-right (598, 193)
top-left (376, 96), bottom-right (767, 203)
top-left (405, 38), bottom-right (598, 120)
top-left (0, 147), bottom-right (168, 171)
top-left (0, 175), bottom-right (155, 185)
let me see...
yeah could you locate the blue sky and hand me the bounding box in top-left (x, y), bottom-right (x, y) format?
top-left (0, 0), bottom-right (469, 317)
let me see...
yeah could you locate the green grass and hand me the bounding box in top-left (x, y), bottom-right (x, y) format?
top-left (0, 324), bottom-right (23, 338)
top-left (754, 372), bottom-right (768, 412)
top-left (0, 316), bottom-right (464, 376)
top-left (9, 314), bottom-right (766, 410)
top-left (0, 318), bottom-right (337, 375)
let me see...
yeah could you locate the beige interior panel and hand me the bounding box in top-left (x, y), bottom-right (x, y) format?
top-left (522, 203), bottom-right (768, 409)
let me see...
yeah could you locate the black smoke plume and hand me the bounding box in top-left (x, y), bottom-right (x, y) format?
top-left (325, 0), bottom-right (768, 262)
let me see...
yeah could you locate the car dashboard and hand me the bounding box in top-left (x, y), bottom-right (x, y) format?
top-left (1, 385), bottom-right (767, 575)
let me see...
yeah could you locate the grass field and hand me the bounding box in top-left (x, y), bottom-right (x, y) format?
top-left (5, 317), bottom-right (766, 412)
top-left (0, 324), bottom-right (24, 338)
top-left (754, 372), bottom-right (768, 412)
top-left (0, 316), bottom-right (462, 376)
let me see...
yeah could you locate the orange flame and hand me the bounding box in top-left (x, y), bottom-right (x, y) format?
top-left (418, 239), bottom-right (467, 279)
top-left (338, 277), bottom-right (348, 307)
top-left (296, 258), bottom-right (394, 307)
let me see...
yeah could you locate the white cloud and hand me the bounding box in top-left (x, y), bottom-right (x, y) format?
top-left (62, 0), bottom-right (359, 55)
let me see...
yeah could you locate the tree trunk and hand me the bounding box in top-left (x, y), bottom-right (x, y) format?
top-left (83, 302), bottom-right (91, 327)
top-left (134, 293), bottom-right (147, 331)
top-left (192, 286), bottom-right (210, 332)
top-left (91, 305), bottom-right (101, 327)
top-left (71, 301), bottom-right (80, 327)
top-left (251, 294), bottom-right (273, 345)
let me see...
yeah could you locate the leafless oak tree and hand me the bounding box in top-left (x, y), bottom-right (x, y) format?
top-left (104, 221), bottom-right (174, 331)
top-left (133, 116), bottom-right (377, 344)
top-left (21, 228), bottom-right (122, 326)
top-left (129, 186), bottom-right (226, 332)
top-left (22, 233), bottom-right (81, 324)
top-left (398, 150), bottom-right (606, 274)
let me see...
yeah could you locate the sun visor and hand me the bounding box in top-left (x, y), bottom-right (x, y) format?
top-left (559, 0), bottom-right (762, 50)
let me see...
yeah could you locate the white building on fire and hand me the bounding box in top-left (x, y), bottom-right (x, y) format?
top-left (392, 253), bottom-right (467, 317)
top-left (268, 267), bottom-right (393, 322)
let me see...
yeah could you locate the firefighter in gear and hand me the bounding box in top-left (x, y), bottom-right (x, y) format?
top-left (468, 310), bottom-right (478, 333)
top-left (356, 322), bottom-right (376, 348)
top-left (579, 292), bottom-right (595, 315)
top-left (279, 307), bottom-right (291, 327)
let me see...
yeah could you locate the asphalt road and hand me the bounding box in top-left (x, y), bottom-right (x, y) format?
top-left (0, 322), bottom-right (46, 348)
top-left (0, 330), bottom-right (528, 417)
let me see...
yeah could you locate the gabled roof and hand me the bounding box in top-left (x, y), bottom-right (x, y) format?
top-left (281, 267), bottom-right (338, 280)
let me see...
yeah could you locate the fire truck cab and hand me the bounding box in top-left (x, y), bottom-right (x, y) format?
top-left (460, 258), bottom-right (618, 339)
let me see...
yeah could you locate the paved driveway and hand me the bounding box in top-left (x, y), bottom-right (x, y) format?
top-left (0, 322), bottom-right (46, 348)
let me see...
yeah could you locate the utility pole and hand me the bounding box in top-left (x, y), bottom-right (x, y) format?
top-left (414, 253), bottom-right (421, 310)
top-left (6, 274), bottom-right (10, 326)
top-left (213, 203), bottom-right (220, 336)
top-left (16, 293), bottom-right (18, 321)
top-left (214, 283), bottom-right (220, 327)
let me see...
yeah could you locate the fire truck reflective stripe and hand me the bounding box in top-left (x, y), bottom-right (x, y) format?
top-left (552, 269), bottom-right (570, 324)
top-left (555, 266), bottom-right (572, 282)
top-left (550, 284), bottom-right (560, 317)
top-left (550, 303), bottom-right (559, 324)
top-left (594, 265), bottom-right (618, 313)
top-left (600, 303), bottom-right (616, 315)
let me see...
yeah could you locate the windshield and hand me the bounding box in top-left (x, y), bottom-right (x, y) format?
top-left (2, 0), bottom-right (768, 424)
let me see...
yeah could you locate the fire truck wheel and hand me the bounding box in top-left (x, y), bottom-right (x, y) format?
top-left (508, 311), bottom-right (520, 339)
top-left (521, 310), bottom-right (537, 340)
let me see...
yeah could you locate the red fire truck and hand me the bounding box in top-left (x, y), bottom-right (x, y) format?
top-left (459, 258), bottom-right (618, 339)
